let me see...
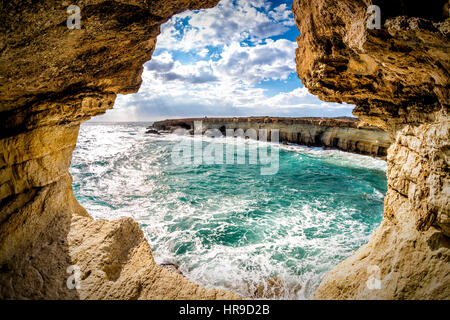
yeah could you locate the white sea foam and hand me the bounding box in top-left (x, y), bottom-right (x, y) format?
top-left (71, 123), bottom-right (387, 299)
top-left (280, 143), bottom-right (387, 171)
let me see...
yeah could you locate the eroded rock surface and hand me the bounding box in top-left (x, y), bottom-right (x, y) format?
top-left (153, 117), bottom-right (391, 157)
top-left (293, 0), bottom-right (449, 299)
top-left (0, 0), bottom-right (239, 299)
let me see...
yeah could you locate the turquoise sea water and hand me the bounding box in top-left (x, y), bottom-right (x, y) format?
top-left (70, 122), bottom-right (387, 299)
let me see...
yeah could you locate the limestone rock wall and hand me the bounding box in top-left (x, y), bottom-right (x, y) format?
top-left (293, 0), bottom-right (449, 299)
top-left (0, 0), bottom-right (238, 299)
top-left (153, 117), bottom-right (391, 157)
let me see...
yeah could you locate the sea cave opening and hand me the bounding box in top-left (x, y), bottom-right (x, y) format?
top-left (70, 0), bottom-right (389, 299)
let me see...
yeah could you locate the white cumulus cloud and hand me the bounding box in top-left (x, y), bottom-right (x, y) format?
top-left (96, 0), bottom-right (355, 121)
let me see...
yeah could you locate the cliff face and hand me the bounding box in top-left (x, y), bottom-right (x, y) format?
top-left (0, 0), bottom-right (238, 299)
top-left (293, 0), bottom-right (449, 299)
top-left (153, 117), bottom-right (391, 157)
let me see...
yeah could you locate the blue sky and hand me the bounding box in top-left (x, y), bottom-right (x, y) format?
top-left (98, 0), bottom-right (354, 121)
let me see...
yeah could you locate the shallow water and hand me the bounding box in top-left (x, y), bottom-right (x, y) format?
top-left (70, 122), bottom-right (387, 299)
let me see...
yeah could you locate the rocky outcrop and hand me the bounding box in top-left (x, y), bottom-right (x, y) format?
top-left (0, 0), bottom-right (238, 299)
top-left (152, 117), bottom-right (391, 157)
top-left (293, 0), bottom-right (449, 299)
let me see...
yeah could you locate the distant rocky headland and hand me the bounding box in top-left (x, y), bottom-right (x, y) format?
top-left (150, 117), bottom-right (391, 158)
